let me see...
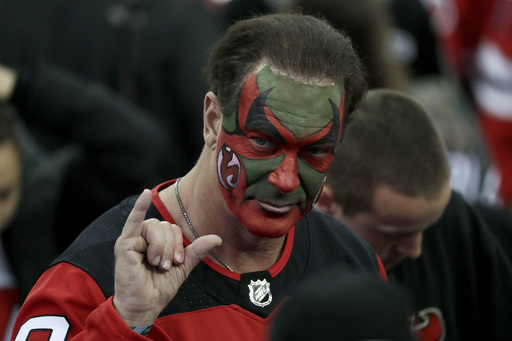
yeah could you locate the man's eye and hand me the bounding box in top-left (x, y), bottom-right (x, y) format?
top-left (306, 147), bottom-right (329, 157)
top-left (252, 138), bottom-right (268, 146)
top-left (250, 137), bottom-right (278, 153)
top-left (251, 137), bottom-right (276, 150)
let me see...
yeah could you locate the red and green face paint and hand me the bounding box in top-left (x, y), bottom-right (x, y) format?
top-left (217, 65), bottom-right (344, 238)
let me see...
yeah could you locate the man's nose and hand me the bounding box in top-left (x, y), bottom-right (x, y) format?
top-left (267, 154), bottom-right (300, 193)
top-left (396, 233), bottom-right (423, 259)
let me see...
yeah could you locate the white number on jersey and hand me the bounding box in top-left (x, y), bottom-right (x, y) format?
top-left (13, 316), bottom-right (70, 341)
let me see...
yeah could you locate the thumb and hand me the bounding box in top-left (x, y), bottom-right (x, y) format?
top-left (182, 235), bottom-right (222, 273)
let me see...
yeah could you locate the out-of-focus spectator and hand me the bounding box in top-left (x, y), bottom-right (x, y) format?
top-left (0, 62), bottom-right (170, 340)
top-left (0, 0), bottom-right (223, 178)
top-left (223, 0), bottom-right (410, 90)
top-left (270, 269), bottom-right (416, 341)
top-left (295, 0), bottom-right (409, 91)
top-left (418, 0), bottom-right (512, 211)
top-left (317, 89), bottom-right (512, 340)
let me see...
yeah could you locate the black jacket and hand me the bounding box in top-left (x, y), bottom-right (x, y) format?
top-left (389, 191), bottom-right (512, 340)
top-left (0, 0), bottom-right (223, 177)
top-left (2, 63), bottom-right (170, 300)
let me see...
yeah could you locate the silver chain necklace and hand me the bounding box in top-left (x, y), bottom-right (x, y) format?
top-left (174, 178), bottom-right (234, 272)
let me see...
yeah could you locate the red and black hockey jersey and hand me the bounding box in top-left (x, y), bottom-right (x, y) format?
top-left (11, 181), bottom-right (384, 341)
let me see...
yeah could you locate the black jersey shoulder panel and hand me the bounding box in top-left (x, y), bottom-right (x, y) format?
top-left (295, 208), bottom-right (379, 274)
top-left (51, 195), bottom-right (155, 298)
top-left (50, 199), bottom-right (380, 319)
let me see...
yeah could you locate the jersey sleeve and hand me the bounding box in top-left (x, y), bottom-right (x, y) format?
top-left (10, 263), bottom-right (170, 341)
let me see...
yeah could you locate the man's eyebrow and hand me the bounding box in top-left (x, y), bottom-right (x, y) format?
top-left (245, 115), bottom-right (286, 143)
top-left (243, 86), bottom-right (286, 142)
top-left (307, 140), bottom-right (337, 149)
top-left (309, 131), bottom-right (339, 146)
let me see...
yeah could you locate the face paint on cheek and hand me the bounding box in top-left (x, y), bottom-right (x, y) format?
top-left (296, 157), bottom-right (330, 211)
top-left (217, 144), bottom-right (241, 191)
top-left (312, 176), bottom-right (327, 207)
top-left (216, 130), bottom-right (248, 208)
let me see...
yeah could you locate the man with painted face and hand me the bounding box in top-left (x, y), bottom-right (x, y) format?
top-left (11, 13), bottom-right (385, 341)
top-left (216, 65), bottom-right (344, 239)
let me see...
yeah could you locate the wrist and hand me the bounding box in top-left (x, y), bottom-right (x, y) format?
top-left (113, 297), bottom-right (159, 327)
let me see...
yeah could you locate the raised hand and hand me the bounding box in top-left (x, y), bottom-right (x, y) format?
top-left (113, 189), bottom-right (222, 326)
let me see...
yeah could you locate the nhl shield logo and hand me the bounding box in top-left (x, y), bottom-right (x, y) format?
top-left (248, 279), bottom-right (272, 307)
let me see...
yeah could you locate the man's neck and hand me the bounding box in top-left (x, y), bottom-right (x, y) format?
top-left (158, 168), bottom-right (287, 273)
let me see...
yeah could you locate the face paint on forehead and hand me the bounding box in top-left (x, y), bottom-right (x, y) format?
top-left (222, 65), bottom-right (345, 145)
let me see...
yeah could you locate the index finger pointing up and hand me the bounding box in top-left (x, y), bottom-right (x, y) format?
top-left (122, 189), bottom-right (153, 238)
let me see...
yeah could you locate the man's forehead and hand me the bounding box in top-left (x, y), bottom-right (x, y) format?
top-left (255, 66), bottom-right (343, 133)
top-left (371, 186), bottom-right (445, 233)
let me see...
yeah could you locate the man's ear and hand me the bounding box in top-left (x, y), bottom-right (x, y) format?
top-left (204, 91), bottom-right (222, 149)
top-left (316, 185), bottom-right (342, 218)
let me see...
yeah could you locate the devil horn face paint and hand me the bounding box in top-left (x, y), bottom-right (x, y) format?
top-left (216, 66), bottom-right (344, 238)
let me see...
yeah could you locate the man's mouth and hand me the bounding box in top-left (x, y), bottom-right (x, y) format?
top-left (257, 200), bottom-right (294, 214)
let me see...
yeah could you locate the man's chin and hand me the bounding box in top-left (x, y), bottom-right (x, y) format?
top-left (222, 194), bottom-right (316, 238)
top-left (237, 202), bottom-right (304, 238)
top-left (245, 226), bottom-right (290, 238)
top-left (243, 214), bottom-right (299, 238)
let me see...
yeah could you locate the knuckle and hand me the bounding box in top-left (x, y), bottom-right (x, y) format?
top-left (161, 221), bottom-right (173, 229)
top-left (145, 218), bottom-right (161, 225)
